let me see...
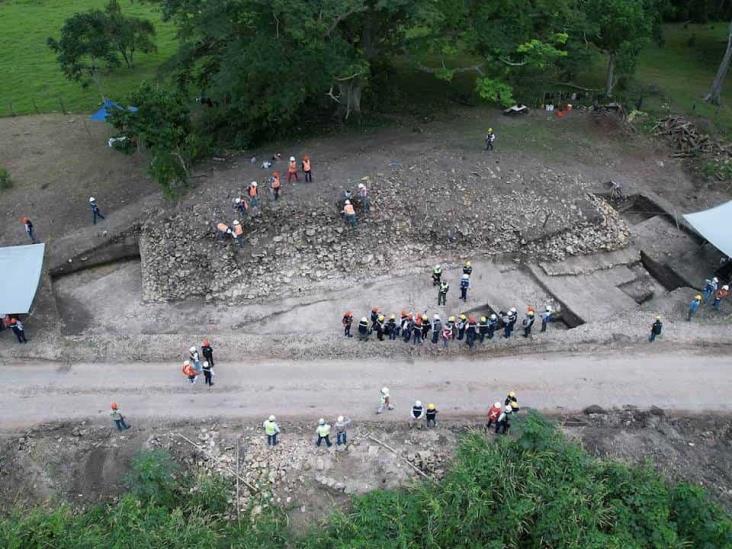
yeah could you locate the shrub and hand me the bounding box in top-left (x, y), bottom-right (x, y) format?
top-left (0, 166), bottom-right (12, 190)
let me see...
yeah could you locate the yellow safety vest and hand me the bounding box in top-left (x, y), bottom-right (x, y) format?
top-left (316, 424), bottom-right (331, 437)
top-left (264, 420), bottom-right (278, 435)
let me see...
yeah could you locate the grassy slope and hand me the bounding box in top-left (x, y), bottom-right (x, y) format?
top-left (0, 0), bottom-right (177, 116)
top-left (584, 23), bottom-right (732, 133)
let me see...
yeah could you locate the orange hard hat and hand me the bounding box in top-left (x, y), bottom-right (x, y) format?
top-left (202, 338), bottom-right (210, 346)
top-left (111, 402), bottom-right (118, 410)
top-left (344, 311), bottom-right (352, 316)
top-left (20, 216), bottom-right (29, 223)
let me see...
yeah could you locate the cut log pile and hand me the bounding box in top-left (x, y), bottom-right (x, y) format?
top-left (653, 115), bottom-right (731, 159)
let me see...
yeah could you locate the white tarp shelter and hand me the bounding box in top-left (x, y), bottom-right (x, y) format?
top-left (0, 243), bottom-right (45, 314)
top-left (683, 201), bottom-right (732, 259)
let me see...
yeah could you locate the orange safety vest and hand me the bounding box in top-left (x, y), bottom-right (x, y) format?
top-left (216, 223), bottom-right (229, 232)
top-left (272, 175), bottom-right (281, 189)
top-left (248, 186), bottom-right (258, 197)
top-left (288, 160), bottom-right (297, 173)
top-left (344, 204), bottom-right (355, 215)
top-left (182, 364), bottom-right (196, 377)
top-left (302, 159), bottom-right (311, 171)
top-left (233, 224), bottom-right (243, 236)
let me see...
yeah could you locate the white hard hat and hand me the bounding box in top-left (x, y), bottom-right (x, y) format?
top-left (381, 387), bottom-right (389, 395)
top-left (713, 277), bottom-right (719, 283)
top-left (545, 305), bottom-right (552, 312)
top-left (358, 183), bottom-right (365, 189)
top-left (235, 197), bottom-right (241, 203)
top-left (505, 405), bottom-right (512, 412)
top-left (494, 401), bottom-right (501, 408)
top-left (433, 314), bottom-right (440, 320)
top-left (203, 361), bottom-right (209, 367)
top-left (490, 314), bottom-right (497, 320)
top-left (184, 360), bottom-right (190, 366)
top-left (318, 418), bottom-right (325, 425)
top-left (251, 181), bottom-right (258, 187)
top-left (724, 285), bottom-right (729, 291)
top-left (510, 307), bottom-right (517, 313)
top-left (89, 196), bottom-right (95, 202)
top-left (233, 220), bottom-right (240, 225)
top-left (290, 156), bottom-right (295, 161)
top-left (361, 316), bottom-right (367, 322)
top-left (344, 200), bottom-right (351, 205)
top-left (415, 400), bottom-right (422, 407)
top-left (269, 415), bottom-right (276, 421)
top-left (337, 415), bottom-right (344, 422)
top-left (189, 346), bottom-right (196, 352)
top-left (462, 273), bottom-right (469, 279)
top-left (435, 264), bottom-right (441, 268)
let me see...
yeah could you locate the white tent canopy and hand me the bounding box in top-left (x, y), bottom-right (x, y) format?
top-left (683, 201), bottom-right (732, 259)
top-left (0, 243), bottom-right (45, 315)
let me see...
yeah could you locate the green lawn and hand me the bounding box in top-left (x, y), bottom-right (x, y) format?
top-left (0, 0), bottom-right (177, 116)
top-left (582, 23), bottom-right (732, 133)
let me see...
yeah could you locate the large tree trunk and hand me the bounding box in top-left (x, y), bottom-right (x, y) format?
top-left (338, 80), bottom-right (363, 119)
top-left (605, 52), bottom-right (616, 97)
top-left (705, 20), bottom-right (732, 105)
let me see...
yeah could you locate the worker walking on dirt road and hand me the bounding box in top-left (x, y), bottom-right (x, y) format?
top-left (485, 128), bottom-right (496, 151)
top-left (688, 294), bottom-right (702, 321)
top-left (201, 338), bottom-right (214, 367)
top-left (110, 403), bottom-right (130, 431)
top-left (377, 387), bottom-right (394, 414)
top-left (335, 416), bottom-right (351, 446)
top-left (89, 197), bottom-right (105, 224)
top-left (342, 312), bottom-right (354, 337)
top-left (315, 418), bottom-right (333, 447)
top-left (263, 415), bottom-right (280, 446)
top-left (648, 316), bottom-right (663, 342)
top-left (432, 265), bottom-right (442, 286)
top-left (21, 216), bottom-right (37, 243)
top-left (438, 280), bottom-right (449, 306)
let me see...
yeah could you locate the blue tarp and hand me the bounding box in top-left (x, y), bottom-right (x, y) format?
top-left (0, 243), bottom-right (45, 314)
top-left (683, 201), bottom-right (732, 258)
top-left (89, 98), bottom-right (138, 121)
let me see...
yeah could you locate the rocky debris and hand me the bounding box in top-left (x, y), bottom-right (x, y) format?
top-left (139, 158), bottom-right (631, 302)
top-left (583, 405), bottom-right (607, 415)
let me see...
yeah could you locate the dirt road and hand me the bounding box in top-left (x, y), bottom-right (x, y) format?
top-left (1, 350), bottom-right (729, 428)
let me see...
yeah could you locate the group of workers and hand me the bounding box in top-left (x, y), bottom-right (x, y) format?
top-left (180, 339), bottom-right (216, 386)
top-left (340, 183), bottom-right (370, 228)
top-left (256, 388), bottom-right (520, 450)
top-left (215, 154), bottom-right (314, 246)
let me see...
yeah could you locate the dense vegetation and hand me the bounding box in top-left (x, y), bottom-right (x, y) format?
top-left (1, 413), bottom-right (730, 547)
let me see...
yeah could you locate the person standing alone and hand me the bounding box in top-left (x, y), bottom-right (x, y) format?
top-left (110, 402), bottom-right (130, 431)
top-left (89, 197), bottom-right (105, 224)
top-left (301, 155), bottom-right (312, 182)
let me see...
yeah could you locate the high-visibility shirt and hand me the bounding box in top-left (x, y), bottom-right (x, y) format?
top-left (217, 223), bottom-right (229, 232)
top-left (302, 159), bottom-right (311, 171)
top-left (233, 224), bottom-right (243, 236)
top-left (344, 204), bottom-right (355, 215)
top-left (316, 424), bottom-right (331, 437)
top-left (288, 160), bottom-right (297, 173)
top-left (182, 364), bottom-right (196, 377)
top-left (263, 420), bottom-right (279, 435)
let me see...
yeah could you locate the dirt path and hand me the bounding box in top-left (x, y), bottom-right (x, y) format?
top-left (1, 350), bottom-right (729, 428)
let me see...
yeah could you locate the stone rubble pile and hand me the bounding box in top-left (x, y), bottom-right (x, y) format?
top-left (140, 162), bottom-right (630, 302)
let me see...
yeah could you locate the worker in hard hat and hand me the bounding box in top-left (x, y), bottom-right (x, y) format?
top-left (335, 415), bottom-right (351, 446)
top-left (441, 321), bottom-right (452, 349)
top-left (432, 264), bottom-right (442, 286)
top-left (486, 401), bottom-right (502, 429)
top-left (425, 403), bottom-right (438, 428)
top-left (412, 314), bottom-right (423, 345)
top-left (478, 316), bottom-right (488, 343)
top-left (20, 216), bottom-right (37, 243)
top-left (301, 155), bottom-right (312, 182)
top-left (713, 285), bottom-right (729, 311)
top-left (386, 314), bottom-right (398, 340)
top-left (446, 315), bottom-right (457, 339)
top-left (369, 307), bottom-right (380, 334)
top-left (189, 346), bottom-right (202, 373)
top-left (505, 391), bottom-right (518, 409)
top-left (431, 314), bottom-right (442, 344)
top-left (270, 170), bottom-right (281, 200)
top-left (342, 200), bottom-right (356, 228)
top-left (463, 261), bottom-right (472, 276)
top-left (487, 313), bottom-right (498, 339)
top-left (648, 315), bottom-right (663, 342)
top-left (496, 405), bottom-right (512, 434)
top-left (522, 309), bottom-right (535, 338)
top-left (456, 313), bottom-right (467, 340)
top-left (410, 400), bottom-right (425, 428)
top-left (402, 313), bottom-right (414, 343)
top-left (438, 280), bottom-right (449, 306)
top-left (540, 305), bottom-right (553, 332)
top-left (231, 219), bottom-right (245, 248)
top-left (465, 316), bottom-right (477, 348)
top-left (202, 361), bottom-right (214, 387)
top-left (485, 128), bottom-right (496, 151)
top-left (263, 415), bottom-right (281, 446)
top-left (420, 314), bottom-right (431, 341)
top-left (110, 402), bottom-right (130, 431)
top-left (703, 277), bottom-right (718, 302)
top-left (688, 294), bottom-right (702, 321)
top-left (216, 221), bottom-right (232, 241)
top-left (182, 360), bottom-right (198, 384)
top-left (89, 196), bottom-right (105, 225)
top-left (201, 338), bottom-right (214, 367)
top-left (342, 311), bottom-right (353, 337)
top-left (246, 181), bottom-right (259, 208)
top-left (459, 273), bottom-right (470, 302)
top-left (287, 155), bottom-right (299, 183)
top-left (233, 196), bottom-right (248, 216)
top-left (315, 418), bottom-right (333, 448)
top-left (375, 314), bottom-right (386, 341)
top-left (357, 182), bottom-right (370, 213)
top-left (357, 316), bottom-right (369, 341)
top-left (377, 387), bottom-right (394, 414)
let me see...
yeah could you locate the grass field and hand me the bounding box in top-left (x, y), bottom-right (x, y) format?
top-left (582, 23), bottom-right (732, 133)
top-left (0, 0), bottom-right (177, 116)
